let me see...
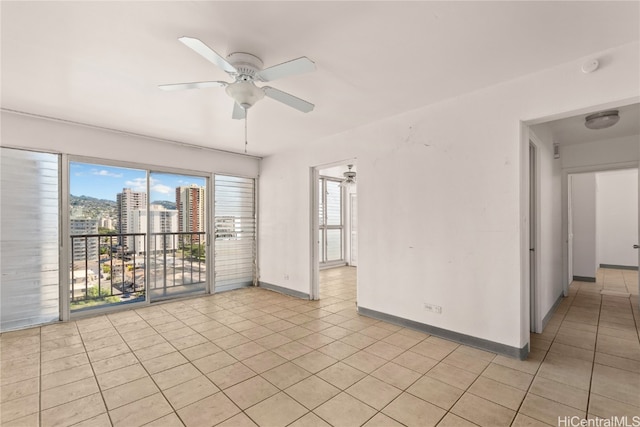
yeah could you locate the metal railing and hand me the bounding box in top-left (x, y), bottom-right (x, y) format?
top-left (148, 232), bottom-right (206, 300)
top-left (70, 231), bottom-right (207, 310)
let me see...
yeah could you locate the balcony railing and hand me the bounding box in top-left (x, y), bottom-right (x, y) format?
top-left (70, 231), bottom-right (206, 311)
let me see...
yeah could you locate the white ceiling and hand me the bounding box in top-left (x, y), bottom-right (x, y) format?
top-left (533, 103), bottom-right (640, 146)
top-left (2, 2), bottom-right (639, 156)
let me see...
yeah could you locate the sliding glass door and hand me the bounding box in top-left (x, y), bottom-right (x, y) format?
top-left (148, 172), bottom-right (208, 301)
top-left (69, 162), bottom-right (147, 312)
top-left (2, 151), bottom-right (254, 329)
top-left (69, 162), bottom-right (210, 311)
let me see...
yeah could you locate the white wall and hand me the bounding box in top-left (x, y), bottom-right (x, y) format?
top-left (596, 169), bottom-right (639, 268)
top-left (0, 112), bottom-right (260, 178)
top-left (560, 135), bottom-right (639, 169)
top-left (529, 127), bottom-right (563, 330)
top-left (571, 173), bottom-right (597, 279)
top-left (259, 41), bottom-right (640, 352)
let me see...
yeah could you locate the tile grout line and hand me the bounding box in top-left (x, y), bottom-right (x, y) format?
top-left (584, 293), bottom-right (604, 419)
top-left (74, 318), bottom-right (114, 427)
top-left (509, 288), bottom-right (570, 426)
top-left (103, 310), bottom-right (190, 427)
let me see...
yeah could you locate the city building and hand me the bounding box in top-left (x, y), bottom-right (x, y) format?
top-left (116, 188), bottom-right (147, 251)
top-left (69, 217), bottom-right (99, 262)
top-left (99, 216), bottom-right (115, 230)
top-left (176, 184), bottom-right (206, 243)
top-left (129, 205), bottom-right (179, 254)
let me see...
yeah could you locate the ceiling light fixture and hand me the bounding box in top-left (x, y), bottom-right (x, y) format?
top-left (225, 81), bottom-right (265, 110)
top-left (584, 110), bottom-right (619, 130)
top-left (342, 164), bottom-right (356, 187)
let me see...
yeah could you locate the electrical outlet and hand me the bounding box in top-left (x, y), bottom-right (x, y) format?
top-left (284, 274), bottom-right (289, 280)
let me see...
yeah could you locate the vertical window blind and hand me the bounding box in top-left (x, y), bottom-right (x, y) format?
top-left (214, 175), bottom-right (256, 291)
top-left (1, 148), bottom-right (60, 331)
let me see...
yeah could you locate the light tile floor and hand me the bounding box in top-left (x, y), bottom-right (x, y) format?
top-left (1, 267), bottom-right (639, 426)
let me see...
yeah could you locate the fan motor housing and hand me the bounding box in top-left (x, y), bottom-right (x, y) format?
top-left (227, 52), bottom-right (263, 80)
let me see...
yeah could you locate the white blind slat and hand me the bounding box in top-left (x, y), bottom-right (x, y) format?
top-left (214, 175), bottom-right (255, 290)
top-left (1, 148), bottom-right (60, 332)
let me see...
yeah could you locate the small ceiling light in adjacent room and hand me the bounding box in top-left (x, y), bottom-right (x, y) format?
top-left (584, 110), bottom-right (619, 130)
top-left (342, 164), bottom-right (356, 187)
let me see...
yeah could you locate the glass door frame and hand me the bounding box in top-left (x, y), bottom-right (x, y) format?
top-left (148, 170), bottom-right (211, 302)
top-left (63, 155), bottom-right (213, 320)
top-left (318, 175), bottom-right (345, 268)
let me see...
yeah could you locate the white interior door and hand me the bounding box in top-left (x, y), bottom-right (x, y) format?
top-left (568, 175), bottom-right (573, 284)
top-left (350, 193), bottom-right (357, 266)
top-left (529, 142), bottom-right (539, 333)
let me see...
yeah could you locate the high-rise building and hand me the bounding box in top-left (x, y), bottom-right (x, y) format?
top-left (116, 188), bottom-right (147, 251)
top-left (70, 218), bottom-right (99, 261)
top-left (130, 205), bottom-right (178, 254)
top-left (176, 185), bottom-right (206, 242)
top-left (99, 216), bottom-right (115, 230)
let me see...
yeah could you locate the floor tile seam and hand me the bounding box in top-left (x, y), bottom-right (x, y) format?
top-left (315, 389), bottom-right (388, 427)
top-left (440, 348), bottom-right (525, 423)
top-left (404, 374), bottom-right (465, 411)
top-left (595, 330), bottom-right (640, 346)
top-left (281, 410), bottom-right (315, 427)
top-left (102, 313), bottom-right (195, 427)
top-left (631, 297), bottom-right (640, 344)
top-left (71, 320), bottom-right (112, 427)
top-left (587, 389), bottom-right (640, 409)
top-left (525, 379), bottom-right (589, 412)
top-left (508, 289), bottom-right (571, 426)
top-left (281, 376), bottom-right (340, 411)
top-left (370, 361), bottom-right (426, 394)
top-left (584, 292), bottom-right (603, 419)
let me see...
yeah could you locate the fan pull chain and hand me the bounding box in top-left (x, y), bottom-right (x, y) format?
top-left (244, 109), bottom-right (248, 154)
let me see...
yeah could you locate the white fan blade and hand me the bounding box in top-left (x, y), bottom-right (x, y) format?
top-left (158, 81), bottom-right (227, 91)
top-left (257, 57), bottom-right (316, 82)
top-left (263, 86), bottom-right (314, 113)
top-left (178, 36), bottom-right (237, 74)
top-left (232, 102), bottom-right (246, 120)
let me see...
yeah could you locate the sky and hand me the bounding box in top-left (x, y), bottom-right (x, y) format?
top-left (70, 162), bottom-right (206, 201)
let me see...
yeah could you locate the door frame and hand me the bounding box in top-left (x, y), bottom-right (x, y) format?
top-left (529, 140), bottom-right (540, 333)
top-left (310, 158), bottom-right (357, 300)
top-left (521, 96), bottom-right (639, 347)
top-left (349, 193), bottom-right (358, 266)
top-left (65, 154), bottom-right (214, 319)
top-left (562, 164), bottom-right (639, 296)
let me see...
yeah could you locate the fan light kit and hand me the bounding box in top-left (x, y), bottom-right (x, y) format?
top-left (342, 165), bottom-right (356, 187)
top-left (584, 110), bottom-right (619, 130)
top-left (159, 37), bottom-right (316, 153)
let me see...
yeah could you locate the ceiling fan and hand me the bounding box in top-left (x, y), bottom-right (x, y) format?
top-left (159, 37), bottom-right (315, 119)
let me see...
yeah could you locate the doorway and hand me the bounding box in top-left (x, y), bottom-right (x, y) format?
top-left (568, 168), bottom-right (639, 298)
top-left (68, 160), bottom-right (211, 314)
top-left (311, 161), bottom-right (357, 301)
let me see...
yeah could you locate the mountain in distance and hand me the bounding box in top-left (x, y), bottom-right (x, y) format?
top-left (151, 200), bottom-right (177, 210)
top-left (70, 195), bottom-right (177, 221)
top-left (70, 194), bottom-right (117, 207)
